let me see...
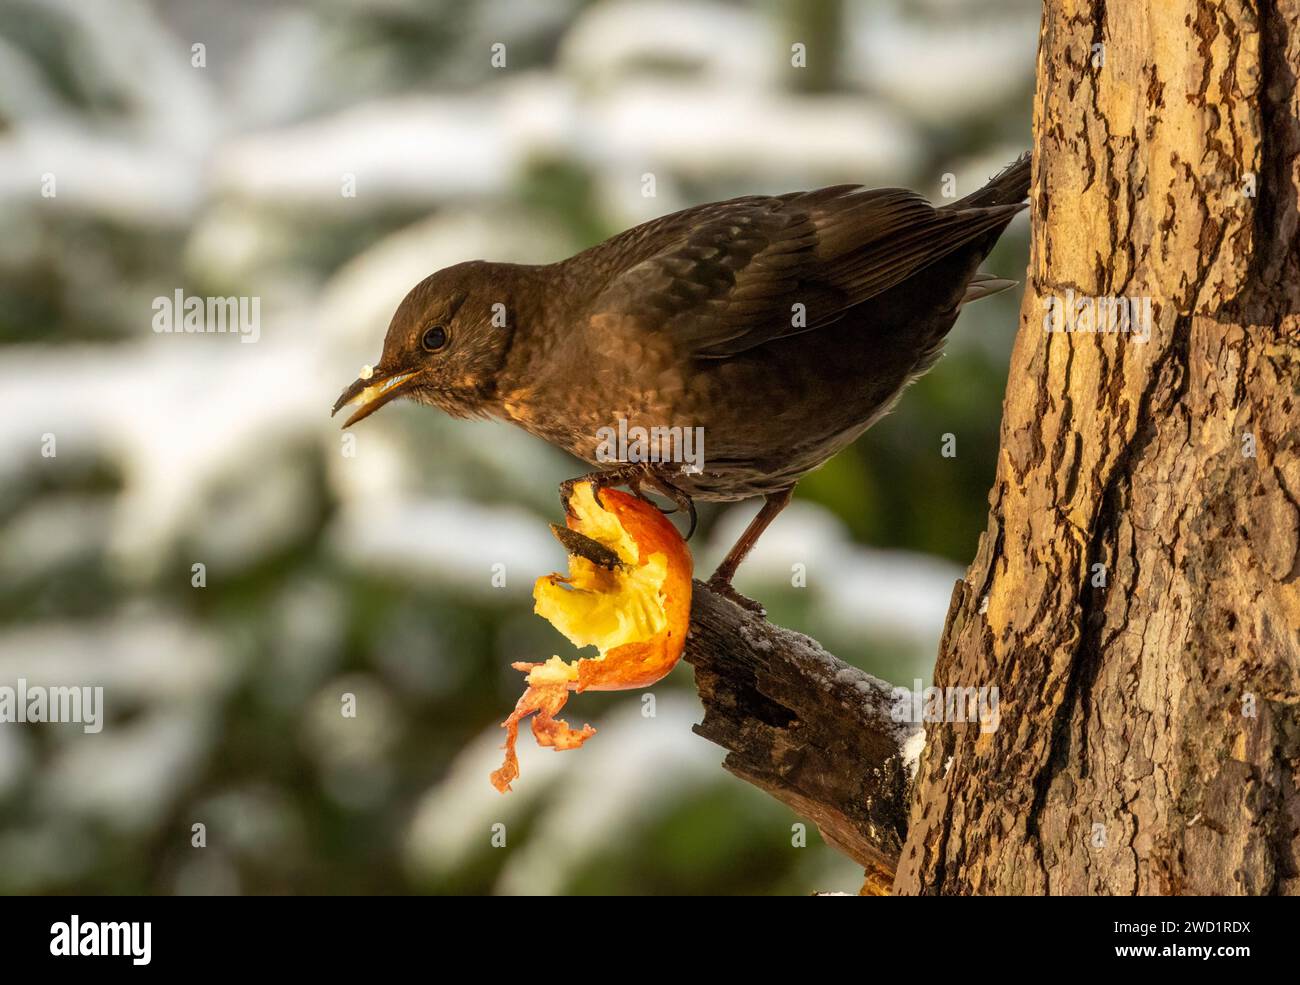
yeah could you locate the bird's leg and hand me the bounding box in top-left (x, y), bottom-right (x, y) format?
top-left (706, 486), bottom-right (795, 616)
top-left (559, 463), bottom-right (697, 539)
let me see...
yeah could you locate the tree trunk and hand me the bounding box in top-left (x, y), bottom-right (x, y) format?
top-left (894, 0), bottom-right (1300, 894)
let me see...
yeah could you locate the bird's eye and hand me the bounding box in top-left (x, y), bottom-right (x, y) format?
top-left (421, 325), bottom-right (449, 352)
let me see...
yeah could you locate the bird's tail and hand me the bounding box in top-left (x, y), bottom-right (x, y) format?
top-left (960, 272), bottom-right (1019, 305)
top-left (946, 152), bottom-right (1032, 211)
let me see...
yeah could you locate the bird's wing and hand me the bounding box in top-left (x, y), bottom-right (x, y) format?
top-left (581, 188), bottom-right (1024, 359)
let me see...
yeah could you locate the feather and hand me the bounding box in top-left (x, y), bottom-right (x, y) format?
top-left (576, 165), bottom-right (1029, 360)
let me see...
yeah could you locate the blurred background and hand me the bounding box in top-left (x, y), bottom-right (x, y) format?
top-left (0, 0), bottom-right (1036, 895)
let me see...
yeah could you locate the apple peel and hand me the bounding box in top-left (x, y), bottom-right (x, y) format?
top-left (490, 481), bottom-right (693, 792)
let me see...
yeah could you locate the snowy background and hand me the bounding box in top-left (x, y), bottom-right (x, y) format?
top-left (0, 0), bottom-right (1035, 894)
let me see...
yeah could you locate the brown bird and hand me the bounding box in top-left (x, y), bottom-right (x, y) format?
top-left (334, 155), bottom-right (1030, 612)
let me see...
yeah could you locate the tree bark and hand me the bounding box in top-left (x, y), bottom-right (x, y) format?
top-left (893, 0), bottom-right (1300, 894)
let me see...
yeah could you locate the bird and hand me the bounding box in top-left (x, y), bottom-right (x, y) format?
top-left (334, 155), bottom-right (1031, 612)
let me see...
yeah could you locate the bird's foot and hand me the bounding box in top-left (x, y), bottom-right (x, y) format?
top-left (705, 574), bottom-right (766, 617)
top-left (560, 463), bottom-right (697, 540)
top-left (639, 469), bottom-right (698, 540)
top-left (560, 464), bottom-right (645, 517)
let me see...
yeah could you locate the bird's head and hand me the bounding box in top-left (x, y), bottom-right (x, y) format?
top-left (332, 260), bottom-right (517, 426)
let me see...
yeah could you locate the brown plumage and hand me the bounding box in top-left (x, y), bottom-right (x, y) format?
top-left (334, 155), bottom-right (1030, 610)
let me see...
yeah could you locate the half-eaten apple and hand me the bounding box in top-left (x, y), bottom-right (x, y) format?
top-left (490, 481), bottom-right (693, 792)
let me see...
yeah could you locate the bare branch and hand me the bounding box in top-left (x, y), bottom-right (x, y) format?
top-left (684, 581), bottom-right (922, 886)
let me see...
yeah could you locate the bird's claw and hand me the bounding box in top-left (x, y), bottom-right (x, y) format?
top-left (642, 471), bottom-right (698, 541)
top-left (559, 463), bottom-right (645, 519)
top-left (558, 463), bottom-right (697, 541)
top-left (705, 575), bottom-right (766, 617)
